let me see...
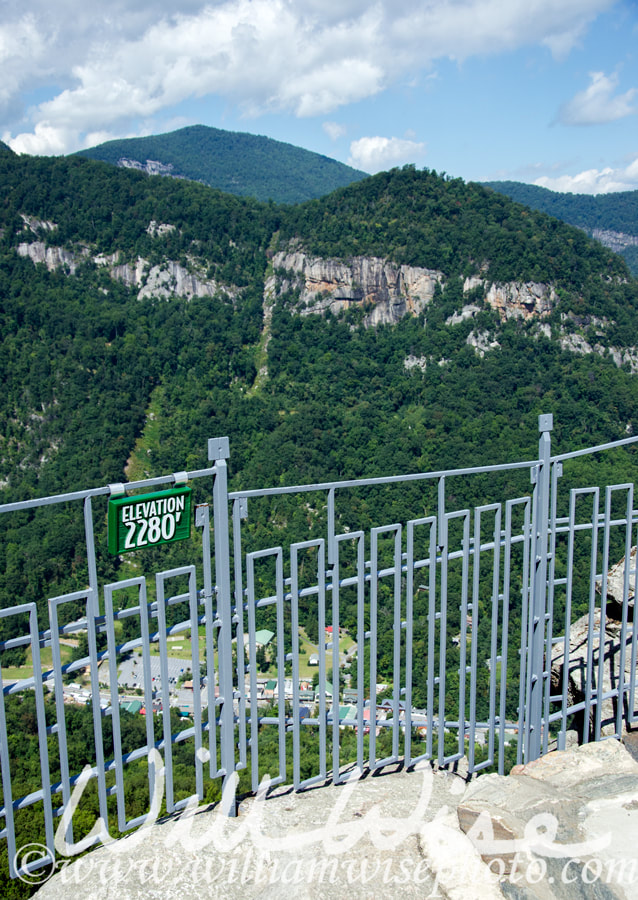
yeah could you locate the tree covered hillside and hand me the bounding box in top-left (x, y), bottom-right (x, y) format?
top-left (486, 180), bottom-right (638, 276)
top-left (280, 167), bottom-right (627, 285)
top-left (1, 153), bottom-right (638, 635)
top-left (485, 180), bottom-right (638, 235)
top-left (77, 124), bottom-right (367, 204)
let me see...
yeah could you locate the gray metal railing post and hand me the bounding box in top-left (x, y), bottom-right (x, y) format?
top-left (209, 437), bottom-right (237, 815)
top-left (526, 413), bottom-right (553, 761)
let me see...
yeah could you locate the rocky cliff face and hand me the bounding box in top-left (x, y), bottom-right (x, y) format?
top-left (591, 228), bottom-right (638, 254)
top-left (266, 247), bottom-right (638, 375)
top-left (14, 232), bottom-right (630, 372)
top-left (14, 226), bottom-right (559, 323)
top-left (268, 248), bottom-right (557, 326)
top-left (266, 250), bottom-right (443, 326)
top-left (483, 280), bottom-right (556, 319)
top-left (17, 241), bottom-right (86, 274)
top-left (17, 239), bottom-right (229, 302)
top-left (100, 254), bottom-right (227, 301)
top-left (119, 158), bottom-right (181, 178)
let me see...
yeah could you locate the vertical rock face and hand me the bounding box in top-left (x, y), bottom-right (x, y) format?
top-left (17, 242), bottom-right (86, 273)
top-left (269, 250), bottom-right (443, 325)
top-left (17, 243), bottom-right (230, 301)
top-left (16, 230), bottom-right (557, 324)
top-left (105, 256), bottom-right (228, 300)
top-left (591, 228), bottom-right (638, 253)
top-left (484, 281), bottom-right (556, 320)
top-left (269, 248), bottom-right (558, 326)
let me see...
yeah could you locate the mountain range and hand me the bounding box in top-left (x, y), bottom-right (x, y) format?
top-left (2, 136), bottom-right (638, 889)
top-left (75, 124), bottom-right (367, 204)
top-left (2, 136), bottom-right (638, 650)
top-left (71, 126), bottom-right (638, 276)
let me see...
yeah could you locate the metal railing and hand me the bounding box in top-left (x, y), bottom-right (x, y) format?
top-left (0, 416), bottom-right (637, 880)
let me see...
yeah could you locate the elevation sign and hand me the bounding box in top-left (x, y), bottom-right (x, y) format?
top-left (108, 486), bottom-right (192, 554)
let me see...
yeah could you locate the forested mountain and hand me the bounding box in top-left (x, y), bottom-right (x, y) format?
top-left (76, 124), bottom-right (367, 203)
top-left (486, 180), bottom-right (638, 276)
top-left (3, 150), bottom-right (638, 896)
top-left (2, 149), bottom-right (638, 624)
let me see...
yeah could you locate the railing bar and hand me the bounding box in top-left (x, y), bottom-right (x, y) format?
top-left (487, 506), bottom-right (502, 768)
top-left (614, 486), bottom-right (633, 738)
top-left (330, 539), bottom-right (340, 784)
top-left (0, 467), bottom-right (219, 515)
top-left (386, 526), bottom-right (403, 764)
top-left (594, 490), bottom-right (613, 742)
top-left (468, 508), bottom-right (480, 770)
top-left (352, 532), bottom-right (366, 772)
top-left (290, 544), bottom-right (302, 790)
top-left (543, 465), bottom-right (559, 754)
top-left (246, 552), bottom-right (260, 793)
top-left (369, 529), bottom-right (379, 768)
top-left (228, 458), bottom-right (541, 503)
top-left (552, 433), bottom-right (638, 463)
top-left (275, 549), bottom-right (287, 787)
top-left (232, 498), bottom-right (248, 772)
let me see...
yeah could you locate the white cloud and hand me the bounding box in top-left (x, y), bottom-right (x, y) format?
top-left (323, 121), bottom-right (347, 140)
top-left (0, 3), bottom-right (204, 113)
top-left (534, 157), bottom-right (638, 194)
top-left (387, 0), bottom-right (613, 63)
top-left (348, 136), bottom-right (426, 173)
top-left (1, 0), bottom-right (621, 155)
top-left (0, 16), bottom-right (48, 113)
top-left (558, 71), bottom-right (637, 125)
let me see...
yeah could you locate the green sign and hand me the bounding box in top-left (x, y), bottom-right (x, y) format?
top-left (108, 487), bottom-right (192, 554)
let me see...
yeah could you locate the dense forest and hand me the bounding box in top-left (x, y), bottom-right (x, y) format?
top-left (77, 124), bottom-right (367, 204)
top-left (2, 150), bottom-right (638, 649)
top-left (487, 180), bottom-right (638, 276)
top-left (2, 149), bottom-right (638, 894)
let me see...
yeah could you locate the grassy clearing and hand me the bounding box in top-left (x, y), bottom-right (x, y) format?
top-left (124, 385), bottom-right (165, 481)
top-left (1, 643), bottom-right (74, 681)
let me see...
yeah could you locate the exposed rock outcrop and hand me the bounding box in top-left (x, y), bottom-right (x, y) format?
top-left (558, 332), bottom-right (638, 374)
top-left (147, 220), bottom-right (176, 237)
top-left (592, 228), bottom-right (638, 254)
top-left (17, 241), bottom-right (86, 273)
top-left (458, 740), bottom-right (638, 899)
top-left (484, 281), bottom-right (556, 320)
top-left (119, 158), bottom-right (178, 177)
top-left (597, 547), bottom-right (636, 620)
top-left (467, 330), bottom-right (501, 357)
top-left (20, 214), bottom-right (57, 234)
top-left (446, 304), bottom-right (481, 325)
top-left (268, 250), bottom-right (443, 326)
top-left (17, 242), bottom-right (230, 302)
top-left (550, 608), bottom-right (637, 740)
top-left (104, 257), bottom-right (226, 301)
top-left (464, 279), bottom-right (555, 321)
top-left (268, 248), bottom-right (559, 327)
top-left (404, 355), bottom-right (428, 371)
top-left (548, 547), bottom-right (637, 741)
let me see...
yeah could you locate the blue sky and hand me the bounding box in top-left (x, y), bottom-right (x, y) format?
top-left (1, 0), bottom-right (637, 193)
